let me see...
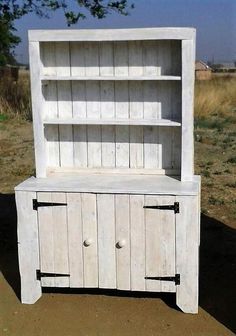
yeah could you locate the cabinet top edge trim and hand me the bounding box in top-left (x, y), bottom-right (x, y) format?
top-left (15, 175), bottom-right (200, 196)
top-left (28, 27), bottom-right (196, 42)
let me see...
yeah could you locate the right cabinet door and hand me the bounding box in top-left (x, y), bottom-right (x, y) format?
top-left (117, 195), bottom-right (177, 292)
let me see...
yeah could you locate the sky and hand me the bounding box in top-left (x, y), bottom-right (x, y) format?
top-left (14, 0), bottom-right (236, 64)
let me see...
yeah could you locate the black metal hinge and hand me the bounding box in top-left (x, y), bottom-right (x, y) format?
top-left (33, 199), bottom-right (67, 210)
top-left (36, 270), bottom-right (70, 281)
top-left (145, 274), bottom-right (180, 285)
top-left (143, 202), bottom-right (179, 214)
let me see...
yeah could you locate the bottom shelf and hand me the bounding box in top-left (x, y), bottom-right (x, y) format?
top-left (15, 174), bottom-right (200, 195)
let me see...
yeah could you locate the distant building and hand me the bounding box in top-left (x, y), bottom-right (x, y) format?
top-left (195, 60), bottom-right (212, 80)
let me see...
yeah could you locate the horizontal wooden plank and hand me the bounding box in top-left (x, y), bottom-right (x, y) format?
top-left (29, 28), bottom-right (196, 42)
top-left (43, 118), bottom-right (181, 126)
top-left (15, 174), bottom-right (200, 195)
top-left (41, 76), bottom-right (181, 81)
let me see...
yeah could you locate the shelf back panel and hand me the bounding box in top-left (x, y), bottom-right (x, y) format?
top-left (44, 125), bottom-right (181, 171)
top-left (40, 40), bottom-right (181, 77)
top-left (42, 80), bottom-right (181, 121)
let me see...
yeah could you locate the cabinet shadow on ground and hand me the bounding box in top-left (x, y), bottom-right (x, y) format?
top-left (0, 193), bottom-right (235, 333)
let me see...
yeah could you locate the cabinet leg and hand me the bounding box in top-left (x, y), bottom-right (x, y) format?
top-left (176, 196), bottom-right (199, 314)
top-left (16, 191), bottom-right (42, 304)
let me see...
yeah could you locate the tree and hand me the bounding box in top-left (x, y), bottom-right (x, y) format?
top-left (0, 0), bottom-right (134, 65)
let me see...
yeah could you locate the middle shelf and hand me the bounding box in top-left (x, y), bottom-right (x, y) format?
top-left (43, 118), bottom-right (182, 126)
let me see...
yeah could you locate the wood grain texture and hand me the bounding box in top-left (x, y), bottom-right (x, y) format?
top-left (130, 195), bottom-right (145, 291)
top-left (176, 196), bottom-right (199, 313)
top-left (67, 193), bottom-right (84, 287)
top-left (97, 194), bottom-right (116, 288)
top-left (81, 193), bottom-right (98, 287)
top-left (115, 195), bottom-right (130, 290)
top-left (16, 191), bottom-right (42, 303)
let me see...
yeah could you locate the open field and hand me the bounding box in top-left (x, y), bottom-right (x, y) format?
top-left (0, 74), bottom-right (235, 335)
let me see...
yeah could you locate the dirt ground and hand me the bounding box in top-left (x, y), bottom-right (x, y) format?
top-left (0, 119), bottom-right (236, 336)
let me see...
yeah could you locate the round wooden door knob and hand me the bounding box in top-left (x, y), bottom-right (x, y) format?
top-left (84, 238), bottom-right (93, 247)
top-left (117, 239), bottom-right (126, 248)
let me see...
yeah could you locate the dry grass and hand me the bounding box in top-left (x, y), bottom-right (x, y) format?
top-left (0, 70), bottom-right (31, 121)
top-left (194, 77), bottom-right (236, 119)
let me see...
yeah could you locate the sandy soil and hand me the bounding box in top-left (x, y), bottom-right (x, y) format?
top-left (0, 120), bottom-right (235, 336)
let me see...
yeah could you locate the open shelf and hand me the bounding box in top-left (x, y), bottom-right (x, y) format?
top-left (43, 118), bottom-right (182, 126)
top-left (41, 75), bottom-right (182, 81)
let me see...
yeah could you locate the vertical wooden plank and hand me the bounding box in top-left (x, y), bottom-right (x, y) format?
top-left (128, 41), bottom-right (143, 76)
top-left (70, 42), bottom-right (88, 167)
top-left (130, 195), bottom-right (145, 291)
top-left (70, 42), bottom-right (85, 76)
top-left (51, 193), bottom-right (69, 287)
top-left (81, 193), bottom-right (98, 287)
top-left (29, 41), bottom-right (46, 177)
top-left (158, 41), bottom-right (172, 75)
top-left (176, 196), bottom-right (199, 313)
top-left (171, 40), bottom-right (181, 76)
top-left (114, 41), bottom-right (128, 76)
top-left (55, 42), bottom-right (73, 167)
top-left (42, 43), bottom-right (60, 168)
top-left (143, 81), bottom-right (159, 168)
top-left (172, 127), bottom-right (181, 170)
top-left (16, 191), bottom-right (42, 304)
top-left (115, 126), bottom-right (129, 168)
top-left (99, 42), bottom-right (114, 76)
top-left (87, 81), bottom-right (101, 167)
top-left (67, 193), bottom-right (83, 287)
top-left (44, 86), bottom-right (59, 167)
top-left (72, 82), bottom-right (88, 167)
top-left (101, 81), bottom-right (115, 167)
top-left (115, 195), bottom-right (130, 290)
top-left (181, 38), bottom-right (195, 181)
top-left (115, 81), bottom-right (129, 168)
top-left (84, 42), bottom-right (99, 76)
top-left (37, 192), bottom-right (55, 287)
top-left (143, 41), bottom-right (159, 76)
top-left (97, 194), bottom-right (116, 288)
top-left (129, 81), bottom-right (144, 168)
top-left (130, 126), bottom-right (144, 168)
top-left (145, 196), bottom-right (176, 292)
top-left (159, 127), bottom-right (173, 169)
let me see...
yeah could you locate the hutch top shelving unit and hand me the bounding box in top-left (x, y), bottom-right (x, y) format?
top-left (28, 27), bottom-right (195, 181)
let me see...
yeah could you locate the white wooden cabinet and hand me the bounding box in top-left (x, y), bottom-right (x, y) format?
top-left (15, 28), bottom-right (200, 313)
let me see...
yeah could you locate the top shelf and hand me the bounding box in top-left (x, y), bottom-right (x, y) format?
top-left (41, 75), bottom-right (182, 81)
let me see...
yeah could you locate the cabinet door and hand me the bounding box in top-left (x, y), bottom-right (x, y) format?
top-left (144, 195), bottom-right (176, 292)
top-left (37, 192), bottom-right (98, 288)
top-left (117, 195), bottom-right (176, 292)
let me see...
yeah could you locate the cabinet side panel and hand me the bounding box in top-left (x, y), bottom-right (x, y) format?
top-left (181, 39), bottom-right (195, 181)
top-left (16, 191), bottom-right (42, 303)
top-left (29, 41), bottom-right (46, 177)
top-left (176, 196), bottom-right (199, 313)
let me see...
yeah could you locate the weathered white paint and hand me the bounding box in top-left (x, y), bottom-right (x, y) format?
top-left (29, 28), bottom-right (196, 42)
top-left (17, 28), bottom-right (199, 313)
top-left (16, 191), bottom-right (42, 303)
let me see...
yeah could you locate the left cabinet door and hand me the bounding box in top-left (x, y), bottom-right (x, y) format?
top-left (37, 192), bottom-right (98, 288)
